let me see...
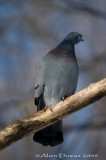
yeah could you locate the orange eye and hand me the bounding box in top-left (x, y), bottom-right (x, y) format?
top-left (72, 33), bottom-right (75, 36)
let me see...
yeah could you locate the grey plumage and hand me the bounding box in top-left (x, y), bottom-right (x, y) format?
top-left (33, 32), bottom-right (83, 146)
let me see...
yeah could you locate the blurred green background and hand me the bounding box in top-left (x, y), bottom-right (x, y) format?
top-left (0, 0), bottom-right (106, 160)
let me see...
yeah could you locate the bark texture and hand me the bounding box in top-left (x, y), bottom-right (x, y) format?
top-left (0, 78), bottom-right (106, 150)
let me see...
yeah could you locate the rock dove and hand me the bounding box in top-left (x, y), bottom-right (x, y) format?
top-left (33, 32), bottom-right (83, 146)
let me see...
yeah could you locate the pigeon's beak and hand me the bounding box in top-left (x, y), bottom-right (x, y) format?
top-left (81, 37), bottom-right (84, 41)
top-left (78, 37), bottom-right (84, 41)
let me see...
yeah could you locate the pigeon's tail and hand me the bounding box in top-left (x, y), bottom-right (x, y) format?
top-left (33, 121), bottom-right (63, 146)
top-left (34, 95), bottom-right (63, 146)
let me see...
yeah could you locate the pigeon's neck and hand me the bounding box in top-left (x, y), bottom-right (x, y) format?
top-left (57, 40), bottom-right (75, 52)
top-left (53, 40), bottom-right (76, 57)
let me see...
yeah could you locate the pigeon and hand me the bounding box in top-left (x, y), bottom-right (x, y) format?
top-left (33, 32), bottom-right (83, 146)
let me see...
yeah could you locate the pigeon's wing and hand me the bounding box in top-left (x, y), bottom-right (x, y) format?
top-left (34, 61), bottom-right (45, 109)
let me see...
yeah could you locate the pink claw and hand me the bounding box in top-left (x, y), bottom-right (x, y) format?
top-left (43, 105), bottom-right (53, 112)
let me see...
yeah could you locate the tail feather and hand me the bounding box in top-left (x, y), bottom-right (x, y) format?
top-left (34, 96), bottom-right (63, 146)
top-left (33, 122), bottom-right (63, 146)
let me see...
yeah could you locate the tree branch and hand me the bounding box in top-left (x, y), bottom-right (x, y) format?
top-left (0, 78), bottom-right (106, 150)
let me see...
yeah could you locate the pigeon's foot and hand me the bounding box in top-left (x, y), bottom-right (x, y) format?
top-left (44, 105), bottom-right (53, 112)
top-left (61, 96), bottom-right (67, 101)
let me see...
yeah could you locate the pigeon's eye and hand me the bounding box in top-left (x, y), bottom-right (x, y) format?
top-left (71, 33), bottom-right (75, 37)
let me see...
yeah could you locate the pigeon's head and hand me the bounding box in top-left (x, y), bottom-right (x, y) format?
top-left (64, 32), bottom-right (83, 45)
